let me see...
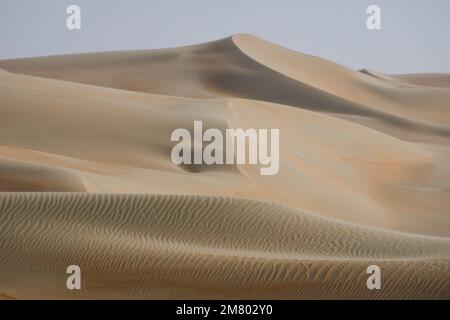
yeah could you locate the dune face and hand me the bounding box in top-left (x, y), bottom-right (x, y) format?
top-left (2, 34), bottom-right (450, 144)
top-left (0, 34), bottom-right (449, 299)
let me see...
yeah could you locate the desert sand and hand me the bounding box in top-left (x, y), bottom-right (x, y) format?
top-left (0, 34), bottom-right (449, 299)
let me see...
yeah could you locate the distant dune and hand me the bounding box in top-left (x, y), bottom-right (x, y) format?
top-left (391, 73), bottom-right (450, 89)
top-left (0, 34), bottom-right (449, 299)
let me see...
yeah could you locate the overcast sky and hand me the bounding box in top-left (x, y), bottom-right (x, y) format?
top-left (1, 0), bottom-right (449, 73)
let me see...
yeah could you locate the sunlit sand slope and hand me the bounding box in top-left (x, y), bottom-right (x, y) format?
top-left (1, 70), bottom-right (449, 236)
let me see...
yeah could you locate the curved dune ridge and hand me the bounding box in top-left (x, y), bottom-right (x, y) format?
top-left (0, 193), bottom-right (448, 299)
top-left (2, 34), bottom-right (450, 143)
top-left (0, 34), bottom-right (449, 299)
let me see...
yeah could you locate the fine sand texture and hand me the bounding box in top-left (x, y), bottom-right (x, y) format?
top-left (0, 34), bottom-right (449, 299)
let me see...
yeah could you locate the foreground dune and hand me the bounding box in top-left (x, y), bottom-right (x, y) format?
top-left (0, 34), bottom-right (449, 299)
top-left (0, 193), bottom-right (448, 299)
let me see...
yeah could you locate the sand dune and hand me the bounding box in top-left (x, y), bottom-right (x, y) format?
top-left (0, 34), bottom-right (449, 299)
top-left (0, 193), bottom-right (448, 299)
top-left (391, 73), bottom-right (450, 89)
top-left (2, 34), bottom-right (450, 144)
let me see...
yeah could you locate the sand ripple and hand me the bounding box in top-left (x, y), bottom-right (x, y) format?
top-left (0, 193), bottom-right (448, 299)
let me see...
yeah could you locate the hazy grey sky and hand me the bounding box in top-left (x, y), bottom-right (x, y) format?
top-left (1, 0), bottom-right (449, 73)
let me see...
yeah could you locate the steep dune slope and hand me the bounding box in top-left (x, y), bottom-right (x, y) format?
top-left (1, 70), bottom-right (449, 236)
top-left (1, 34), bottom-right (449, 144)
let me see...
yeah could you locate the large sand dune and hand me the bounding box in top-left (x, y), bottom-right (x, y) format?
top-left (0, 34), bottom-right (449, 299)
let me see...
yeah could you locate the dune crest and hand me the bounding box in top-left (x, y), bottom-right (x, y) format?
top-left (2, 34), bottom-right (450, 143)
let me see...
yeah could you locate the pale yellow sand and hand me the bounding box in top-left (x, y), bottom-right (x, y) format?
top-left (0, 34), bottom-right (449, 299)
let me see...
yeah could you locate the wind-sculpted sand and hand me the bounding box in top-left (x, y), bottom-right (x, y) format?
top-left (0, 34), bottom-right (449, 299)
top-left (0, 193), bottom-right (448, 299)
